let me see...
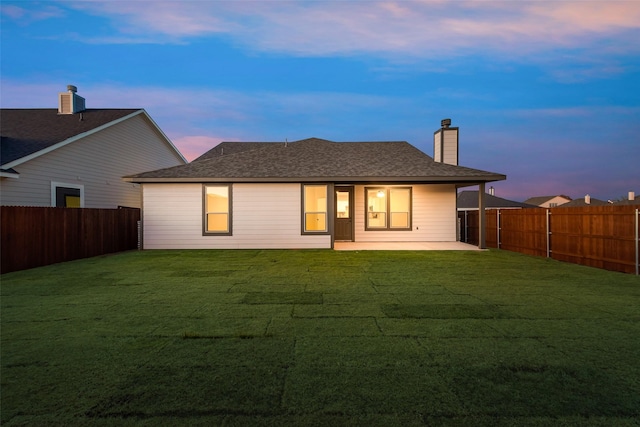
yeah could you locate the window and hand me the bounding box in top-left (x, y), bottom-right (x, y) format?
top-left (51, 182), bottom-right (83, 207)
top-left (204, 185), bottom-right (231, 235)
top-left (303, 185), bottom-right (328, 233)
top-left (365, 187), bottom-right (412, 231)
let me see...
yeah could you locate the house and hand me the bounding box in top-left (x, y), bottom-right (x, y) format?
top-left (612, 191), bottom-right (639, 206)
top-left (125, 119), bottom-right (506, 249)
top-left (1, 86), bottom-right (186, 208)
top-left (560, 195), bottom-right (608, 207)
top-left (523, 195), bottom-right (572, 208)
top-left (457, 190), bottom-right (536, 211)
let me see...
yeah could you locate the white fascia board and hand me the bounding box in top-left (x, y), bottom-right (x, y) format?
top-left (1, 110), bottom-right (165, 169)
top-left (0, 170), bottom-right (19, 179)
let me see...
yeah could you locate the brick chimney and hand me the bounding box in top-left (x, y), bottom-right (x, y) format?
top-left (433, 118), bottom-right (458, 165)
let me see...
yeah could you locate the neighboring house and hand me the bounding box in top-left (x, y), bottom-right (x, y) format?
top-left (524, 195), bottom-right (572, 208)
top-left (1, 86), bottom-right (187, 208)
top-left (612, 192), bottom-right (639, 206)
top-left (560, 195), bottom-right (608, 207)
top-left (457, 190), bottom-right (536, 211)
top-left (125, 120), bottom-right (506, 249)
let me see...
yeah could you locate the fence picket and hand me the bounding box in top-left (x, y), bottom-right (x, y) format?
top-left (459, 205), bottom-right (639, 275)
top-left (1, 206), bottom-right (140, 274)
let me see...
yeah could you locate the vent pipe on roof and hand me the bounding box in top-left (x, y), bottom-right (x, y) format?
top-left (630, 191), bottom-right (635, 201)
top-left (58, 85), bottom-right (86, 115)
top-left (585, 194), bottom-right (591, 205)
top-left (489, 186), bottom-right (495, 196)
top-left (433, 118), bottom-right (459, 165)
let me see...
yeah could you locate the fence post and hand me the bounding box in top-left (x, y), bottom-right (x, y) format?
top-left (497, 209), bottom-right (501, 249)
top-left (546, 209), bottom-right (551, 258)
top-left (464, 210), bottom-right (468, 243)
top-left (636, 209), bottom-right (640, 276)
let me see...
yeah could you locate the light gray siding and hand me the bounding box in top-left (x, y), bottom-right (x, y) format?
top-left (442, 129), bottom-right (458, 165)
top-left (142, 183), bottom-right (331, 249)
top-left (0, 114), bottom-right (185, 208)
top-left (141, 182), bottom-right (458, 249)
top-left (354, 184), bottom-right (457, 242)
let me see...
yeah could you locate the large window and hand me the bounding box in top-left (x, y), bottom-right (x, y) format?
top-left (204, 185), bottom-right (231, 235)
top-left (365, 187), bottom-right (412, 231)
top-left (303, 184), bottom-right (328, 233)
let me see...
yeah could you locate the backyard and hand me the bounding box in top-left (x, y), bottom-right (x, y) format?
top-left (1, 249), bottom-right (639, 426)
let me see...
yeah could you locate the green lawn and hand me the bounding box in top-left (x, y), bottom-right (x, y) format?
top-left (1, 249), bottom-right (639, 426)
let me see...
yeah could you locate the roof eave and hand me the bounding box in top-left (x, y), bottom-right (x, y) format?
top-left (0, 169), bottom-right (19, 179)
top-left (2, 110), bottom-right (146, 169)
top-left (123, 174), bottom-right (507, 184)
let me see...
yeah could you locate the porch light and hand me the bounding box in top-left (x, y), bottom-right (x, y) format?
top-left (377, 190), bottom-right (385, 198)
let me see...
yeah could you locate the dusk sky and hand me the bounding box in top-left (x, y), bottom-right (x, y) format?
top-left (1, 1), bottom-right (639, 202)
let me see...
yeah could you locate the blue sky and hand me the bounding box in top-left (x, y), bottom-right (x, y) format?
top-left (1, 1), bottom-right (639, 202)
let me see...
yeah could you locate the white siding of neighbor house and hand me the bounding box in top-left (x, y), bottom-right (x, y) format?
top-left (538, 196), bottom-right (571, 208)
top-left (142, 183), bottom-right (331, 249)
top-left (0, 114), bottom-right (185, 208)
top-left (354, 184), bottom-right (457, 242)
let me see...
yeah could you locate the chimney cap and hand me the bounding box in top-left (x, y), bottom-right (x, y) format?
top-left (67, 85), bottom-right (78, 93)
top-left (441, 118), bottom-right (451, 128)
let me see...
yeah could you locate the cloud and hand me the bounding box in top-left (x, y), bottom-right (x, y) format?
top-left (170, 135), bottom-right (225, 162)
top-left (31, 2), bottom-right (631, 59)
top-left (1, 3), bottom-right (64, 22)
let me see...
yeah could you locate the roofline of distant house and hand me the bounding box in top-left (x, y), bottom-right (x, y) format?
top-left (1, 109), bottom-right (187, 169)
top-left (123, 175), bottom-right (507, 184)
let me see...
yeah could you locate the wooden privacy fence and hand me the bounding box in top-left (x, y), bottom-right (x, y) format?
top-left (459, 205), bottom-right (640, 275)
top-left (1, 206), bottom-right (140, 274)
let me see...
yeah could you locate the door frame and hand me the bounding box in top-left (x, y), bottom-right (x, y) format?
top-left (334, 185), bottom-right (355, 242)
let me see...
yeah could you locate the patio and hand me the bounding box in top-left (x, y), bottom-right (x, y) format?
top-left (334, 241), bottom-right (481, 250)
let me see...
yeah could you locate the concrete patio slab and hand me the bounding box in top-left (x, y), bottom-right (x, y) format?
top-left (333, 241), bottom-right (482, 251)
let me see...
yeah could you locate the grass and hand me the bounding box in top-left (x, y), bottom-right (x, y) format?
top-left (1, 248), bottom-right (639, 426)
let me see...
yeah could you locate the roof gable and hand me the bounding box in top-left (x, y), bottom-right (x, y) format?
top-left (0, 108), bottom-right (187, 167)
top-left (126, 138), bottom-right (506, 183)
top-left (523, 195), bottom-right (572, 206)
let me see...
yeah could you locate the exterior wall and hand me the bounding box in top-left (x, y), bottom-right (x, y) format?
top-left (0, 114), bottom-right (185, 208)
top-left (142, 183), bottom-right (331, 249)
top-left (354, 184), bottom-right (457, 242)
top-left (538, 196), bottom-right (571, 208)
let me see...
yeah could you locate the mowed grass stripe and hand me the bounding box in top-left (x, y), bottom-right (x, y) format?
top-left (1, 249), bottom-right (639, 425)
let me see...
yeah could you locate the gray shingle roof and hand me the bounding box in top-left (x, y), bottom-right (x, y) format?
top-left (457, 191), bottom-right (536, 209)
top-left (1, 108), bottom-right (140, 166)
top-left (126, 138), bottom-right (506, 183)
top-left (560, 197), bottom-right (608, 207)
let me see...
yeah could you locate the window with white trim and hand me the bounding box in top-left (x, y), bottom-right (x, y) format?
top-left (51, 182), bottom-right (84, 207)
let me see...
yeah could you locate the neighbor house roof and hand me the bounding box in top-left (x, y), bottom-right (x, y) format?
top-left (560, 197), bottom-right (608, 207)
top-left (612, 195), bottom-right (640, 206)
top-left (125, 138), bottom-right (507, 184)
top-left (1, 108), bottom-right (186, 169)
top-left (523, 195), bottom-right (572, 206)
top-left (457, 190), bottom-right (536, 210)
